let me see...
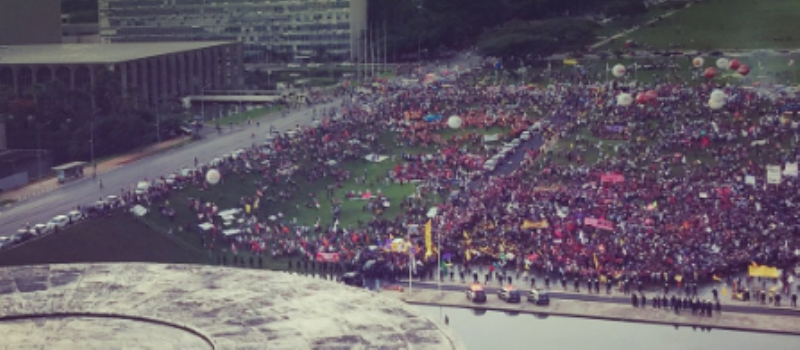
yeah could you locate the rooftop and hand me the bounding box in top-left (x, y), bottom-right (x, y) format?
top-left (0, 42), bottom-right (235, 65)
top-left (0, 263), bottom-right (463, 349)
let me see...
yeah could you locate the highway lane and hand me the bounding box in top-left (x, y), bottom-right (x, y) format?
top-left (405, 281), bottom-right (800, 318)
top-left (0, 99), bottom-right (342, 237)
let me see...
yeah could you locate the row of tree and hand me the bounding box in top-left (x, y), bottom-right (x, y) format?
top-left (0, 69), bottom-right (186, 166)
top-left (367, 0), bottom-right (648, 60)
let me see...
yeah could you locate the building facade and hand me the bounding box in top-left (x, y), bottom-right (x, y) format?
top-left (0, 42), bottom-right (243, 106)
top-left (98, 0), bottom-right (368, 62)
top-left (0, 0), bottom-right (62, 45)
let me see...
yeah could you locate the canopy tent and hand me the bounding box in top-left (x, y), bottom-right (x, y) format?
top-left (423, 114), bottom-right (443, 122)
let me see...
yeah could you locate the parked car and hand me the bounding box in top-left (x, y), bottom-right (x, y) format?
top-left (497, 286), bottom-right (521, 303)
top-left (33, 223), bottom-right (52, 235)
top-left (67, 210), bottom-right (83, 223)
top-left (528, 289), bottom-right (550, 306)
top-left (0, 236), bottom-right (10, 249)
top-left (520, 131), bottom-right (531, 141)
top-left (341, 271), bottom-right (364, 287)
top-left (465, 283), bottom-right (487, 303)
top-left (46, 215), bottom-right (70, 231)
top-left (134, 181), bottom-right (150, 195)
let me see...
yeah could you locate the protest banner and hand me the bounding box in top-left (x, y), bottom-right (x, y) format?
top-left (767, 165), bottom-right (782, 184)
top-left (784, 162), bottom-right (798, 177)
top-left (600, 173), bottom-right (625, 184)
top-left (315, 252), bottom-right (341, 263)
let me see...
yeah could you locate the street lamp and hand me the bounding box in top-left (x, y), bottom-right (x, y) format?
top-left (89, 109), bottom-right (100, 177)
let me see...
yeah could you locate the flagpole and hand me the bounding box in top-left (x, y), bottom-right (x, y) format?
top-left (437, 219), bottom-right (441, 294)
top-left (408, 234), bottom-right (413, 294)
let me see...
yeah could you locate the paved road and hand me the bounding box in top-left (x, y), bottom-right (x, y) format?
top-left (0, 100), bottom-right (342, 237)
top-left (405, 281), bottom-right (800, 318)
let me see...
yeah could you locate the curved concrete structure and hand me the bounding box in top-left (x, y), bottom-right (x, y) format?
top-left (0, 263), bottom-right (463, 349)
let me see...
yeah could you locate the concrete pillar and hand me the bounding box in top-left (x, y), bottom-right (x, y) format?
top-left (11, 67), bottom-right (19, 97)
top-left (212, 48), bottom-right (222, 88)
top-left (138, 60), bottom-right (148, 105)
top-left (235, 44), bottom-right (243, 88)
top-left (120, 63), bottom-right (128, 99)
top-left (151, 59), bottom-right (160, 103)
top-left (0, 121), bottom-right (7, 150)
top-left (168, 55), bottom-right (177, 96)
top-left (188, 53), bottom-right (196, 94)
top-left (176, 54), bottom-right (185, 95)
top-left (204, 50), bottom-right (213, 89)
top-left (159, 56), bottom-right (168, 100)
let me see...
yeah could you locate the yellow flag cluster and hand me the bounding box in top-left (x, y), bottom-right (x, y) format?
top-left (748, 262), bottom-right (779, 278)
top-left (521, 219), bottom-right (549, 230)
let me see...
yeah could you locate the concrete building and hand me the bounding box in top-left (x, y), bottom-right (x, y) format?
top-left (0, 0), bottom-right (62, 45)
top-left (98, 0), bottom-right (368, 62)
top-left (0, 42), bottom-right (243, 106)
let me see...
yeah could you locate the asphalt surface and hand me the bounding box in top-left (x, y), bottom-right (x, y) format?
top-left (0, 99), bottom-right (342, 237)
top-left (406, 281), bottom-right (800, 318)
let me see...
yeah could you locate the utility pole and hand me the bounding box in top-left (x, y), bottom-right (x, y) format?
top-left (383, 20), bottom-right (388, 75)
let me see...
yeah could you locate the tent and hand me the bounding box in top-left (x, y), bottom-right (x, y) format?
top-left (130, 205), bottom-right (148, 217)
top-left (423, 114), bottom-right (443, 122)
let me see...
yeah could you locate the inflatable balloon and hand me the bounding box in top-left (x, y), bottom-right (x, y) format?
top-left (708, 98), bottom-right (725, 110)
top-left (710, 89), bottom-right (727, 102)
top-left (715, 58), bottom-right (729, 70)
top-left (737, 64), bottom-right (750, 76)
top-left (612, 64), bottom-right (627, 78)
top-left (704, 67), bottom-right (718, 79)
top-left (692, 57), bottom-right (704, 68)
top-left (645, 90), bottom-right (658, 101)
top-left (205, 169), bottom-right (221, 185)
top-left (447, 115), bottom-right (463, 129)
top-left (616, 93), bottom-right (633, 106)
top-left (636, 93), bottom-right (648, 104)
top-left (728, 59), bottom-right (741, 70)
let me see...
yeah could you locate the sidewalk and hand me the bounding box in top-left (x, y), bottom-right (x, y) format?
top-left (0, 136), bottom-right (190, 204)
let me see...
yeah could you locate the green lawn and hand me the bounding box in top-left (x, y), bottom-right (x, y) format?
top-left (622, 0), bottom-right (800, 50)
top-left (0, 214), bottom-right (209, 267)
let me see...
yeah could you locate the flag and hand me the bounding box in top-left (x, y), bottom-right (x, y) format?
top-left (424, 219), bottom-right (433, 258)
top-left (712, 274), bottom-right (722, 282)
top-left (593, 253), bottom-right (599, 269)
top-left (521, 219), bottom-right (549, 230)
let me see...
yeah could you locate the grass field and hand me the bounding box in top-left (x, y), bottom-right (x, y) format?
top-left (621, 0), bottom-right (800, 50)
top-left (0, 214), bottom-right (209, 267)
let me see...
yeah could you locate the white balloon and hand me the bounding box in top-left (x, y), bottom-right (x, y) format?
top-left (692, 57), bottom-right (705, 68)
top-left (612, 64), bottom-right (627, 78)
top-left (205, 169), bottom-right (221, 185)
top-left (447, 115), bottom-right (463, 129)
top-left (616, 93), bottom-right (633, 106)
top-left (716, 58), bottom-right (730, 70)
top-left (710, 89), bottom-right (727, 103)
top-left (708, 98), bottom-right (725, 110)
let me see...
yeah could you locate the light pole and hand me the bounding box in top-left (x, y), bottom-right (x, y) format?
top-left (90, 109), bottom-right (100, 177)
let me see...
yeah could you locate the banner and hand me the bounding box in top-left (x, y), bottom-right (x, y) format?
top-left (424, 219), bottom-right (433, 258)
top-left (563, 59), bottom-right (578, 66)
top-left (751, 139), bottom-right (768, 147)
top-left (521, 219), bottom-right (549, 230)
top-left (600, 173), bottom-right (625, 184)
top-left (315, 252), bottom-right (341, 263)
top-left (748, 264), bottom-right (779, 278)
top-left (784, 162), bottom-right (798, 177)
top-left (745, 175), bottom-right (756, 186)
top-left (584, 217), bottom-right (614, 231)
top-left (767, 165), bottom-right (782, 184)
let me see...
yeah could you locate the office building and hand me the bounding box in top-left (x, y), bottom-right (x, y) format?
top-left (0, 42), bottom-right (243, 106)
top-left (0, 0), bottom-right (62, 45)
top-left (98, 0), bottom-right (368, 62)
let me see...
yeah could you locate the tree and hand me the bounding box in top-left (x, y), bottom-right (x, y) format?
top-left (605, 0), bottom-right (647, 18)
top-left (477, 19), bottom-right (598, 60)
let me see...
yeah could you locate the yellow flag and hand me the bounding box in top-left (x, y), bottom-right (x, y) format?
top-left (424, 219), bottom-right (433, 258)
top-left (722, 287), bottom-right (728, 296)
top-left (593, 254), bottom-right (599, 269)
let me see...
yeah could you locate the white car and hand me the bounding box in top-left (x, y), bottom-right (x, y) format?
top-left (0, 236), bottom-right (10, 249)
top-left (47, 215), bottom-right (70, 230)
top-left (287, 63), bottom-right (301, 68)
top-left (521, 131), bottom-right (531, 141)
top-left (511, 139), bottom-right (521, 147)
top-left (135, 181), bottom-right (150, 195)
top-left (67, 210), bottom-right (83, 223)
top-left (166, 174), bottom-right (179, 187)
top-left (34, 223), bottom-right (52, 235)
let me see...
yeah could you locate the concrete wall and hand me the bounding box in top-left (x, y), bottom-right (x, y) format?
top-left (0, 172), bottom-right (28, 192)
top-left (0, 0), bottom-right (62, 45)
top-left (0, 122), bottom-right (6, 151)
top-left (349, 0), bottom-right (369, 61)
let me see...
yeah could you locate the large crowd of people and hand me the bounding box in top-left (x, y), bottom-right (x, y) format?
top-left (114, 55), bottom-right (800, 303)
